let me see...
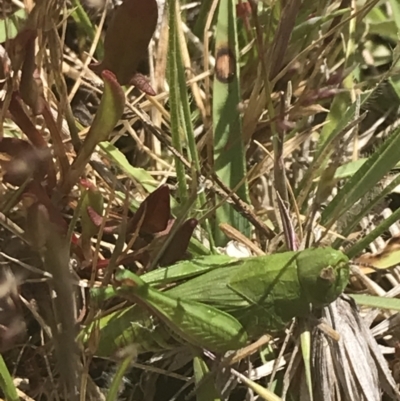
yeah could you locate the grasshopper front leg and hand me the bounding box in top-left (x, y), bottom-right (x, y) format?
top-left (110, 269), bottom-right (248, 354)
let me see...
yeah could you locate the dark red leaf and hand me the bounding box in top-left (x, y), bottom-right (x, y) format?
top-left (159, 218), bottom-right (198, 266)
top-left (90, 0), bottom-right (158, 86)
top-left (128, 185), bottom-right (170, 235)
top-left (86, 206), bottom-right (104, 228)
top-left (95, 259), bottom-right (110, 270)
top-left (80, 178), bottom-right (96, 190)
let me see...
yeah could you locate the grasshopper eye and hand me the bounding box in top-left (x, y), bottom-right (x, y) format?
top-left (319, 266), bottom-right (335, 283)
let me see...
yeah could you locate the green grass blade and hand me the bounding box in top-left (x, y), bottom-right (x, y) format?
top-left (193, 0), bottom-right (214, 39)
top-left (351, 294), bottom-right (400, 311)
top-left (321, 125), bottom-right (400, 227)
top-left (213, 0), bottom-right (251, 246)
top-left (334, 174), bottom-right (400, 250)
top-left (389, 0), bottom-right (400, 32)
top-left (233, 370), bottom-right (283, 401)
top-left (300, 321), bottom-right (313, 401)
top-left (70, 0), bottom-right (104, 59)
top-left (167, 0), bottom-right (188, 202)
top-left (193, 355), bottom-right (221, 401)
top-left (346, 205), bottom-right (400, 259)
top-left (99, 141), bottom-right (158, 193)
top-left (174, 7), bottom-right (215, 250)
top-left (0, 355), bottom-right (19, 401)
top-left (106, 349), bottom-right (137, 401)
top-left (295, 100), bottom-right (365, 210)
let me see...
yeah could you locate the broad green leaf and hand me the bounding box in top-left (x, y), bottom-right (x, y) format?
top-left (0, 8), bottom-right (28, 42)
top-left (213, 0), bottom-right (250, 246)
top-left (64, 70), bottom-right (125, 192)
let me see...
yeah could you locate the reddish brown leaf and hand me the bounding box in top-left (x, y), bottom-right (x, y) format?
top-left (80, 184), bottom-right (105, 260)
top-left (159, 218), bottom-right (198, 266)
top-left (79, 178), bottom-right (96, 190)
top-left (23, 192), bottom-right (82, 261)
top-left (128, 185), bottom-right (171, 235)
top-left (86, 206), bottom-right (104, 228)
top-left (95, 259), bottom-right (110, 270)
top-left (90, 0), bottom-right (158, 86)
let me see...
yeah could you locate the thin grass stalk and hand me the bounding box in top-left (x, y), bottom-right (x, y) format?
top-left (174, 1), bottom-right (215, 250)
top-left (168, 0), bottom-right (188, 202)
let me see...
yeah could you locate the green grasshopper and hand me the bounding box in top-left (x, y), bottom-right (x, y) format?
top-left (83, 247), bottom-right (349, 357)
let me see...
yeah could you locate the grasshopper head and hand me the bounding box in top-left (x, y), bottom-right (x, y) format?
top-left (297, 248), bottom-right (350, 307)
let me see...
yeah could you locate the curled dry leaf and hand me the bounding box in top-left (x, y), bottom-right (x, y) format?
top-left (355, 235), bottom-right (400, 273)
